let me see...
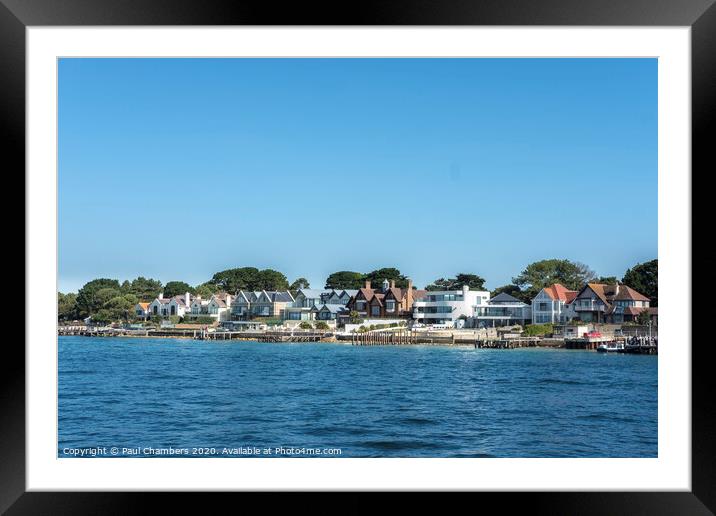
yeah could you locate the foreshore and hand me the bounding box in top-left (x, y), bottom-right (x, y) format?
top-left (58, 326), bottom-right (573, 349)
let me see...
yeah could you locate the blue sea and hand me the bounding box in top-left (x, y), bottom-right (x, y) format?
top-left (58, 336), bottom-right (657, 458)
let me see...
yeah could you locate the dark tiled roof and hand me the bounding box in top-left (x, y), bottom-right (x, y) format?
top-left (490, 292), bottom-right (524, 304)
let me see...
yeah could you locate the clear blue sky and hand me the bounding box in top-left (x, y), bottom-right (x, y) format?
top-left (58, 58), bottom-right (657, 293)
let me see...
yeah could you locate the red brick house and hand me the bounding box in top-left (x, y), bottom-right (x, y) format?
top-left (347, 279), bottom-right (425, 319)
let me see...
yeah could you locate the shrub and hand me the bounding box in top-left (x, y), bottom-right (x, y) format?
top-left (523, 323), bottom-right (554, 337)
top-left (315, 321), bottom-right (330, 330)
top-left (299, 322), bottom-right (313, 330)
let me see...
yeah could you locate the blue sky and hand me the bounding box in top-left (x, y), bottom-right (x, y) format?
top-left (58, 58), bottom-right (657, 293)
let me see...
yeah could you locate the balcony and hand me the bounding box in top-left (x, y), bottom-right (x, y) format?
top-left (573, 301), bottom-right (606, 312)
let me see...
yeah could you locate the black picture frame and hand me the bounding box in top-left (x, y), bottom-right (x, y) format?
top-left (4, 0), bottom-right (712, 512)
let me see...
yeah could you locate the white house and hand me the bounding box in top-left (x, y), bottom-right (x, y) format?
top-left (412, 285), bottom-right (490, 328)
top-left (148, 292), bottom-right (192, 318)
top-left (188, 296), bottom-right (210, 317)
top-left (206, 293), bottom-right (232, 321)
top-left (531, 284), bottom-right (577, 324)
top-left (473, 292), bottom-right (531, 328)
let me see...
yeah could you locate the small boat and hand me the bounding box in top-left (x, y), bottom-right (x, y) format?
top-left (596, 342), bottom-right (625, 353)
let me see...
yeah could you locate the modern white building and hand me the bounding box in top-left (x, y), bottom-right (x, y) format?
top-left (412, 285), bottom-right (490, 328)
top-left (473, 292), bottom-right (531, 328)
top-left (531, 284), bottom-right (577, 324)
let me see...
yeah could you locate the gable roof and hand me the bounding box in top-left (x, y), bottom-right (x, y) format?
top-left (612, 285), bottom-right (650, 302)
top-left (311, 303), bottom-right (349, 314)
top-left (137, 302), bottom-right (150, 310)
top-left (356, 288), bottom-right (375, 301)
top-left (542, 284), bottom-right (578, 303)
top-left (490, 292), bottom-right (524, 304)
top-left (576, 283), bottom-right (650, 306)
top-left (296, 289), bottom-right (332, 299)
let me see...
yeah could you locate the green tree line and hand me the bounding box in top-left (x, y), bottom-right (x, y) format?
top-left (58, 259), bottom-right (657, 322)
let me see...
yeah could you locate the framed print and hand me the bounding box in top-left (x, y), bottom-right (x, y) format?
top-left (5, 0), bottom-right (713, 512)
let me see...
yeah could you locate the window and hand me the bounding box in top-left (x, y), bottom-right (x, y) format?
top-left (356, 301), bottom-right (366, 310)
top-left (538, 302), bottom-right (549, 311)
top-left (386, 300), bottom-right (396, 312)
top-left (170, 305), bottom-right (176, 315)
top-left (153, 306), bottom-right (158, 315)
top-left (371, 305), bottom-right (380, 316)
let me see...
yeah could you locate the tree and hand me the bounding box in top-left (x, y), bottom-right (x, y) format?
top-left (103, 295), bottom-right (134, 321)
top-left (315, 321), bottom-right (330, 330)
top-left (194, 283), bottom-right (216, 298)
top-left (426, 273), bottom-right (486, 291)
top-left (258, 269), bottom-right (290, 291)
top-left (164, 281), bottom-right (194, 298)
top-left (512, 259), bottom-right (596, 299)
top-left (324, 271), bottom-right (365, 290)
top-left (364, 268), bottom-right (409, 289)
top-left (622, 259), bottom-right (658, 306)
top-left (58, 292), bottom-right (78, 321)
top-left (289, 277), bottom-right (310, 290)
top-left (126, 277), bottom-right (163, 301)
top-left (490, 284), bottom-right (527, 302)
top-left (207, 267), bottom-right (289, 292)
top-left (594, 276), bottom-right (618, 284)
top-left (636, 308), bottom-right (652, 326)
top-left (348, 310), bottom-right (363, 324)
top-left (75, 279), bottom-right (122, 317)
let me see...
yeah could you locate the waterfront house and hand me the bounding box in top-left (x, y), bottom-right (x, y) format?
top-left (572, 283), bottom-right (652, 323)
top-left (311, 303), bottom-right (349, 321)
top-left (148, 292), bottom-right (192, 318)
top-left (473, 292), bottom-right (531, 328)
top-left (346, 279), bottom-right (424, 319)
top-left (284, 288), bottom-right (356, 320)
top-left (188, 296), bottom-right (210, 317)
top-left (231, 290), bottom-right (261, 320)
top-left (324, 289), bottom-right (358, 305)
top-left (134, 302), bottom-right (150, 320)
top-left (412, 285), bottom-right (489, 328)
top-left (250, 290), bottom-right (295, 319)
top-left (284, 288), bottom-right (334, 321)
top-left (185, 292), bottom-right (233, 321)
top-left (207, 292), bottom-right (232, 321)
top-left (531, 284), bottom-right (578, 324)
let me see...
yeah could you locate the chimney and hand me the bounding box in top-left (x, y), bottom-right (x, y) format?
top-left (390, 280), bottom-right (395, 289)
top-left (185, 292), bottom-right (191, 306)
top-left (407, 278), bottom-right (414, 308)
top-left (365, 280), bottom-right (371, 289)
top-left (462, 285), bottom-right (469, 295)
top-left (158, 293), bottom-right (163, 300)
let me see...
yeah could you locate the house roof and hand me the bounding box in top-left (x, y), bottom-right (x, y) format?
top-left (357, 287), bottom-right (375, 301)
top-left (341, 289), bottom-right (358, 297)
top-left (297, 289), bottom-right (332, 299)
top-left (612, 285), bottom-right (650, 302)
top-left (542, 284), bottom-right (578, 303)
top-left (576, 283), bottom-right (650, 307)
top-left (257, 290), bottom-right (294, 303)
top-left (490, 292), bottom-right (524, 304)
top-left (311, 303), bottom-right (348, 314)
top-left (385, 287), bottom-right (405, 301)
top-left (137, 302), bottom-right (149, 310)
